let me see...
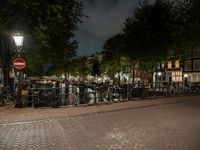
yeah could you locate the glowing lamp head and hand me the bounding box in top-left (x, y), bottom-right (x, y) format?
top-left (13, 33), bottom-right (24, 47)
top-left (158, 72), bottom-right (162, 76)
top-left (184, 74), bottom-right (188, 78)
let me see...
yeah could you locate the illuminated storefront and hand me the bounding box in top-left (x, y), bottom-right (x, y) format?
top-left (165, 59), bottom-right (183, 82)
top-left (172, 71), bottom-right (182, 82)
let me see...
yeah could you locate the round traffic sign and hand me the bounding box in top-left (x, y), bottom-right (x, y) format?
top-left (13, 57), bottom-right (26, 70)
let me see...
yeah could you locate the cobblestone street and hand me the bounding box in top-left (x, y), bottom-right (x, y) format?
top-left (0, 96), bottom-right (200, 150)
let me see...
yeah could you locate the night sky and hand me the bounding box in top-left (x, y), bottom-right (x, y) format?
top-left (75, 0), bottom-right (141, 56)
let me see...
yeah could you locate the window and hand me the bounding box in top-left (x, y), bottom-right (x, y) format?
top-left (168, 61), bottom-right (172, 69)
top-left (184, 61), bottom-right (192, 71)
top-left (193, 60), bottom-right (200, 70)
top-left (175, 60), bottom-right (180, 68)
top-left (172, 71), bottom-right (182, 82)
top-left (191, 74), bottom-right (200, 82)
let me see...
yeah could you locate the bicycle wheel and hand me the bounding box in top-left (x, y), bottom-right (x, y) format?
top-left (178, 88), bottom-right (183, 96)
top-left (6, 92), bottom-right (15, 105)
top-left (52, 96), bottom-right (61, 108)
top-left (86, 92), bottom-right (95, 106)
top-left (66, 94), bottom-right (78, 106)
top-left (118, 93), bottom-right (124, 102)
top-left (102, 92), bottom-right (112, 104)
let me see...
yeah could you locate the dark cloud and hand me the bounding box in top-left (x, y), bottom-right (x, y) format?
top-left (75, 0), bottom-right (140, 56)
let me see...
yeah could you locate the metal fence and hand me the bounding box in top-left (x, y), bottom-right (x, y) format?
top-left (19, 81), bottom-right (200, 108)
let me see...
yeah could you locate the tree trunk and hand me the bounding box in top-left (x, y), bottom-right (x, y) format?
top-left (151, 65), bottom-right (154, 85)
top-left (132, 62), bottom-right (135, 85)
top-left (0, 34), bottom-right (12, 87)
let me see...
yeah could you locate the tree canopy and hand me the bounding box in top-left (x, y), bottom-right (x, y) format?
top-left (122, 0), bottom-right (175, 65)
top-left (171, 0), bottom-right (200, 58)
top-left (102, 34), bottom-right (125, 75)
top-left (103, 0), bottom-right (176, 75)
top-left (0, 0), bottom-right (85, 79)
top-left (102, 0), bottom-right (200, 83)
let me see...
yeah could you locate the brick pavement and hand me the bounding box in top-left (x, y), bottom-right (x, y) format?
top-left (0, 96), bottom-right (200, 150)
top-left (0, 96), bottom-right (196, 125)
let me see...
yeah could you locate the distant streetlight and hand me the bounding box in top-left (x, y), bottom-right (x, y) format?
top-left (158, 72), bottom-right (162, 77)
top-left (157, 72), bottom-right (162, 91)
top-left (184, 74), bottom-right (188, 78)
top-left (13, 32), bottom-right (24, 107)
top-left (184, 74), bottom-right (188, 85)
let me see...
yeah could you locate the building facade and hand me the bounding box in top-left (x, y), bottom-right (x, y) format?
top-left (183, 49), bottom-right (200, 82)
top-left (165, 57), bottom-right (182, 83)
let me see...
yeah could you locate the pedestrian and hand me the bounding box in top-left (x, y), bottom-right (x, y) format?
top-left (28, 81), bottom-right (33, 107)
top-left (140, 82), bottom-right (145, 99)
top-left (172, 82), bottom-right (176, 95)
top-left (166, 82), bottom-right (171, 96)
top-left (79, 80), bottom-right (85, 104)
top-left (64, 79), bottom-right (69, 105)
top-left (15, 86), bottom-right (23, 108)
top-left (55, 80), bottom-right (60, 95)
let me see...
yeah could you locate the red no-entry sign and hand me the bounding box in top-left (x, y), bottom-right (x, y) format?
top-left (13, 57), bottom-right (26, 70)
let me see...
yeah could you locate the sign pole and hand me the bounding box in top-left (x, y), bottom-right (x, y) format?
top-left (17, 70), bottom-right (22, 107)
top-left (13, 32), bottom-right (24, 108)
top-left (13, 57), bottom-right (26, 107)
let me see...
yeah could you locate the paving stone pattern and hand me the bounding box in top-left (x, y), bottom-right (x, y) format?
top-left (1, 97), bottom-right (200, 150)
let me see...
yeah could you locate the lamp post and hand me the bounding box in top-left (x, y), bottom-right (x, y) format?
top-left (13, 33), bottom-right (24, 55)
top-left (184, 74), bottom-right (188, 83)
top-left (13, 32), bottom-right (24, 107)
top-left (158, 72), bottom-right (162, 91)
top-left (184, 74), bottom-right (189, 92)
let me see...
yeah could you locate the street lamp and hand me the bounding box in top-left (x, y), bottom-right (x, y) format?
top-left (157, 72), bottom-right (162, 91)
top-left (13, 33), bottom-right (24, 55)
top-left (158, 72), bottom-right (162, 77)
top-left (184, 74), bottom-right (188, 84)
top-left (13, 32), bottom-right (24, 107)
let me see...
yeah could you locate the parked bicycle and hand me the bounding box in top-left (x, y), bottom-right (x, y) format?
top-left (65, 84), bottom-right (97, 106)
top-left (64, 85), bottom-right (79, 106)
top-left (127, 85), bottom-right (147, 99)
top-left (102, 85), bottom-right (123, 104)
top-left (173, 86), bottom-right (184, 96)
top-left (0, 86), bottom-right (16, 106)
top-left (32, 88), bottom-right (61, 108)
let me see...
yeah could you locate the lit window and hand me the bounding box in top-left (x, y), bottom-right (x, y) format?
top-left (172, 71), bottom-right (183, 82)
top-left (175, 60), bottom-right (179, 68)
top-left (168, 61), bottom-right (172, 69)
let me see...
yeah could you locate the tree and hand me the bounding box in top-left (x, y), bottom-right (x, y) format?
top-left (0, 0), bottom-right (84, 85)
top-left (122, 0), bottom-right (176, 83)
top-left (103, 34), bottom-right (126, 57)
top-left (90, 59), bottom-right (100, 77)
top-left (123, 0), bottom-right (175, 66)
top-left (0, 34), bottom-right (13, 86)
top-left (68, 57), bottom-right (89, 78)
top-left (102, 34), bottom-right (126, 77)
top-left (171, 0), bottom-right (200, 58)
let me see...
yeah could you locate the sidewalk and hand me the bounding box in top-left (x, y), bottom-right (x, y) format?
top-left (0, 96), bottom-right (199, 125)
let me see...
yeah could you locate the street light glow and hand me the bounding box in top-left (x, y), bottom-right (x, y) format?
top-left (184, 74), bottom-right (188, 78)
top-left (13, 33), bottom-right (24, 47)
top-left (158, 72), bottom-right (162, 76)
